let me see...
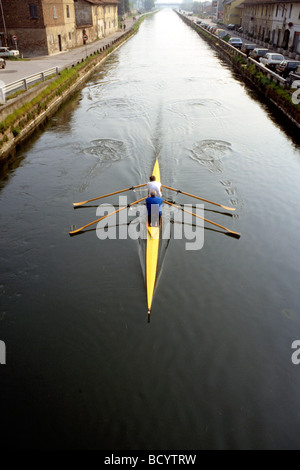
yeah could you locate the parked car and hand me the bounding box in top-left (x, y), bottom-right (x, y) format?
top-left (259, 53), bottom-right (285, 70)
top-left (215, 29), bottom-right (227, 39)
top-left (249, 48), bottom-right (269, 60)
top-left (275, 60), bottom-right (300, 78)
top-left (0, 46), bottom-right (19, 57)
top-left (0, 58), bottom-right (5, 69)
top-left (227, 24), bottom-right (235, 30)
top-left (228, 37), bottom-right (243, 49)
top-left (208, 26), bottom-right (216, 33)
top-left (241, 43), bottom-right (256, 56)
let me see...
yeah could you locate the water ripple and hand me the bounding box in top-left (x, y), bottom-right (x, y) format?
top-left (80, 139), bottom-right (125, 191)
top-left (190, 140), bottom-right (232, 173)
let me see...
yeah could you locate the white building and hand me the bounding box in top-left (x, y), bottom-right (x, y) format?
top-left (241, 0), bottom-right (300, 54)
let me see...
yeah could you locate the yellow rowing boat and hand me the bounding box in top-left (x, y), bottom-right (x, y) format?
top-left (70, 159), bottom-right (239, 320)
top-left (146, 159), bottom-right (161, 321)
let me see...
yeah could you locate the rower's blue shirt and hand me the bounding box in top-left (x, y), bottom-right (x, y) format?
top-left (146, 196), bottom-right (163, 216)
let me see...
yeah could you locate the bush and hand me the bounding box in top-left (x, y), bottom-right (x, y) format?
top-left (11, 126), bottom-right (21, 137)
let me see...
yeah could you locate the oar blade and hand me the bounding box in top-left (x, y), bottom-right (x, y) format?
top-left (73, 201), bottom-right (88, 208)
top-left (221, 205), bottom-right (236, 212)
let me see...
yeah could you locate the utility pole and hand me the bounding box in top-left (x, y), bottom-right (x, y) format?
top-left (0, 0), bottom-right (7, 46)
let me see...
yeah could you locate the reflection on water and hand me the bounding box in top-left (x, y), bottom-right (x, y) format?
top-left (1, 9), bottom-right (300, 450)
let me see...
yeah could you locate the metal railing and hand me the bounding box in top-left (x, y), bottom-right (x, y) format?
top-left (178, 12), bottom-right (288, 88)
top-left (4, 66), bottom-right (59, 97)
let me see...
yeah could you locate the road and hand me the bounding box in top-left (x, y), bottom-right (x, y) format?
top-left (0, 16), bottom-right (139, 86)
top-left (191, 15), bottom-right (290, 60)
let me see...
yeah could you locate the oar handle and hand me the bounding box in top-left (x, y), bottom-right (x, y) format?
top-left (73, 184), bottom-right (147, 207)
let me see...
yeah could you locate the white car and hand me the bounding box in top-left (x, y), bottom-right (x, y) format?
top-left (0, 47), bottom-right (19, 57)
top-left (259, 53), bottom-right (285, 70)
top-left (228, 37), bottom-right (243, 49)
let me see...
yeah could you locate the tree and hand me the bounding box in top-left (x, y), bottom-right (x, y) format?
top-left (144, 0), bottom-right (154, 11)
top-left (118, 0), bottom-right (130, 16)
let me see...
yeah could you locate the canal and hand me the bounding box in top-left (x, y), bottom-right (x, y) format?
top-left (1, 9), bottom-right (300, 450)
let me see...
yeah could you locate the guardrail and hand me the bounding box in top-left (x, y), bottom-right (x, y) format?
top-left (197, 22), bottom-right (287, 86)
top-left (4, 66), bottom-right (59, 97)
top-left (246, 57), bottom-right (287, 86)
top-left (178, 13), bottom-right (288, 88)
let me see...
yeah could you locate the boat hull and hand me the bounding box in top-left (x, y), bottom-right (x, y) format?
top-left (146, 160), bottom-right (161, 318)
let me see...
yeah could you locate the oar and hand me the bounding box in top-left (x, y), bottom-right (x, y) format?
top-left (73, 184), bottom-right (147, 207)
top-left (164, 200), bottom-right (240, 237)
top-left (69, 197), bottom-right (146, 236)
top-left (161, 184), bottom-right (236, 211)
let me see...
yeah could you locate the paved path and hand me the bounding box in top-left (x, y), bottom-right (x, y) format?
top-left (0, 16), bottom-right (139, 86)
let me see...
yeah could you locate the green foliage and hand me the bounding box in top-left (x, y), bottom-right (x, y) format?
top-left (11, 126), bottom-right (21, 137)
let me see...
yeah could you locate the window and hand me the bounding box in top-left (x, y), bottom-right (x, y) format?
top-left (53, 6), bottom-right (57, 19)
top-left (289, 5), bottom-right (292, 17)
top-left (66, 5), bottom-right (70, 18)
top-left (276, 5), bottom-right (279, 16)
top-left (29, 4), bottom-right (38, 19)
top-left (68, 32), bottom-right (71, 40)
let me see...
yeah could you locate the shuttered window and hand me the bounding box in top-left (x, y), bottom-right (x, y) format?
top-left (29, 4), bottom-right (38, 19)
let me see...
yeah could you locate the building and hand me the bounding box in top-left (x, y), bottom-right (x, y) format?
top-left (74, 0), bottom-right (119, 45)
top-left (223, 0), bottom-right (244, 26)
top-left (241, 0), bottom-right (300, 53)
top-left (0, 0), bottom-right (119, 57)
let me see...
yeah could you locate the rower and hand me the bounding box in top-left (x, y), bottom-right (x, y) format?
top-left (147, 175), bottom-right (162, 197)
top-left (146, 190), bottom-right (163, 227)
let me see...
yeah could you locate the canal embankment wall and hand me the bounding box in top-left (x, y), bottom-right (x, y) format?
top-left (0, 21), bottom-right (142, 165)
top-left (176, 11), bottom-right (300, 130)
